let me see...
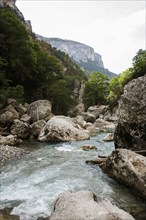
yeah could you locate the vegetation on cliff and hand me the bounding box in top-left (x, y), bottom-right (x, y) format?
top-left (0, 7), bottom-right (85, 114)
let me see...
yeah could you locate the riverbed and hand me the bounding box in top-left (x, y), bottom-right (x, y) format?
top-left (0, 133), bottom-right (146, 220)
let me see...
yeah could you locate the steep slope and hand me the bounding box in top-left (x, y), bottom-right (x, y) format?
top-left (37, 36), bottom-right (117, 79)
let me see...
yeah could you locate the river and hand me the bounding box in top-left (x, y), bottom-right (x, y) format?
top-left (0, 133), bottom-right (146, 220)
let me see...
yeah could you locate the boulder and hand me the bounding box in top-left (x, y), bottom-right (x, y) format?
top-left (72, 115), bottom-right (86, 128)
top-left (50, 190), bottom-right (134, 220)
top-left (0, 134), bottom-right (22, 146)
top-left (0, 105), bottom-right (19, 123)
top-left (100, 149), bottom-right (146, 200)
top-left (38, 116), bottom-right (89, 142)
top-left (94, 119), bottom-right (115, 130)
top-left (104, 106), bottom-right (119, 122)
top-left (31, 119), bottom-right (46, 137)
top-left (103, 133), bottom-right (114, 142)
top-left (83, 122), bottom-right (93, 129)
top-left (20, 114), bottom-right (31, 123)
top-left (27, 100), bottom-right (52, 122)
top-left (0, 145), bottom-right (29, 163)
top-left (114, 75), bottom-right (146, 150)
top-left (80, 145), bottom-right (97, 151)
top-left (72, 103), bottom-right (85, 115)
top-left (10, 119), bottom-right (30, 139)
top-left (85, 124), bottom-right (96, 133)
top-left (16, 103), bottom-right (27, 115)
top-left (82, 112), bottom-right (96, 123)
top-left (7, 98), bottom-right (17, 106)
top-left (87, 105), bottom-right (108, 118)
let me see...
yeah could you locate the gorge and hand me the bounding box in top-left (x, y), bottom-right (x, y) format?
top-left (0, 1), bottom-right (146, 220)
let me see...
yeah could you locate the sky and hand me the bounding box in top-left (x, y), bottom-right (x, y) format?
top-left (16, 0), bottom-right (146, 74)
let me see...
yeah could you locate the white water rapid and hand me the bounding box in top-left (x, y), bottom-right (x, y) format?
top-left (0, 133), bottom-right (146, 220)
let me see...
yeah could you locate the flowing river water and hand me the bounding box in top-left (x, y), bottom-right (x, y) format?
top-left (0, 133), bottom-right (146, 220)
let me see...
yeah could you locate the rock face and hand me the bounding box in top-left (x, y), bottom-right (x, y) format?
top-left (38, 116), bottom-right (89, 142)
top-left (50, 190), bottom-right (134, 220)
top-left (27, 100), bottom-right (52, 122)
top-left (41, 38), bottom-right (104, 67)
top-left (101, 149), bottom-right (146, 200)
top-left (114, 75), bottom-right (146, 151)
top-left (36, 36), bottom-right (116, 78)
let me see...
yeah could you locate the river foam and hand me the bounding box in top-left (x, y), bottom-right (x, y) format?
top-left (0, 134), bottom-right (146, 220)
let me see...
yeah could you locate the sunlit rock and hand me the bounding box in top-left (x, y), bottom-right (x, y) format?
top-left (50, 190), bottom-right (134, 220)
top-left (103, 133), bottom-right (114, 142)
top-left (38, 116), bottom-right (89, 142)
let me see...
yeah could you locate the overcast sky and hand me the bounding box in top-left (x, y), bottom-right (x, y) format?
top-left (16, 0), bottom-right (145, 74)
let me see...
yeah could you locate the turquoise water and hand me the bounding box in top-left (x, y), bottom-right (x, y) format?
top-left (0, 133), bottom-right (146, 220)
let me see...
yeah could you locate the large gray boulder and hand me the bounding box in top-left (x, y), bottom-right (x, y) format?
top-left (81, 112), bottom-right (96, 123)
top-left (38, 116), bottom-right (89, 142)
top-left (27, 100), bottom-right (52, 122)
top-left (94, 119), bottom-right (115, 130)
top-left (87, 105), bottom-right (108, 119)
top-left (10, 119), bottom-right (30, 139)
top-left (100, 149), bottom-right (146, 200)
top-left (50, 190), bottom-right (134, 220)
top-left (114, 75), bottom-right (146, 150)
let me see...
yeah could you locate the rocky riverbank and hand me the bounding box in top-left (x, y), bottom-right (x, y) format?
top-left (0, 98), bottom-right (116, 164)
top-left (87, 75), bottom-right (146, 201)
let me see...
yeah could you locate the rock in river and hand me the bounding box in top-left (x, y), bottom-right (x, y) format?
top-left (50, 190), bottom-right (135, 220)
top-left (100, 148), bottom-right (146, 200)
top-left (0, 145), bottom-right (29, 163)
top-left (38, 116), bottom-right (89, 142)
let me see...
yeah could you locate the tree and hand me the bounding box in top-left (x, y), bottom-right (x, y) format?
top-left (49, 80), bottom-right (74, 115)
top-left (132, 49), bottom-right (146, 78)
top-left (83, 72), bottom-right (109, 109)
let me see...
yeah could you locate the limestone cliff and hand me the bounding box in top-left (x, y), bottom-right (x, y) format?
top-left (47, 38), bottom-right (104, 68)
top-left (37, 36), bottom-right (116, 78)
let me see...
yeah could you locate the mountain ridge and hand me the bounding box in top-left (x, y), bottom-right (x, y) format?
top-left (37, 35), bottom-right (117, 78)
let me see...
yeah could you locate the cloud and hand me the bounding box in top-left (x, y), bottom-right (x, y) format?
top-left (16, 0), bottom-right (145, 74)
